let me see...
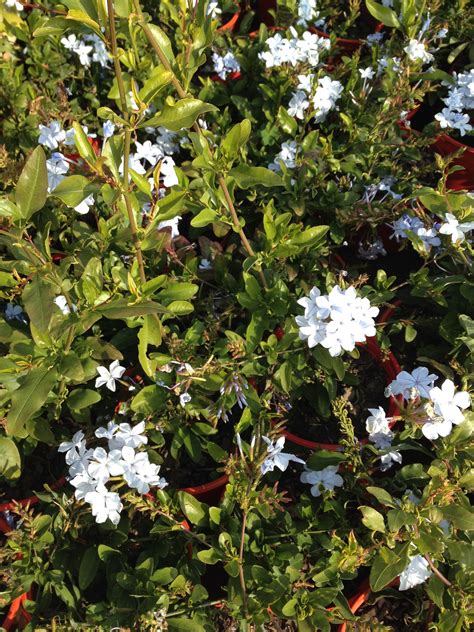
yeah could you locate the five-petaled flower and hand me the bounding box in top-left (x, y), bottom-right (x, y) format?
top-left (387, 367), bottom-right (438, 400)
top-left (95, 360), bottom-right (126, 392)
top-left (300, 465), bottom-right (344, 497)
top-left (261, 436), bottom-right (305, 474)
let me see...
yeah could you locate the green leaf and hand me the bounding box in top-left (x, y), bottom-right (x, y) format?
top-left (166, 300), bottom-right (194, 315)
top-left (306, 450), bottom-right (346, 470)
top-left (33, 17), bottom-right (69, 38)
top-left (94, 298), bottom-right (167, 319)
top-left (147, 23), bottom-right (175, 64)
top-left (282, 598), bottom-right (297, 617)
top-left (167, 619), bottom-right (205, 632)
top-left (139, 67), bottom-right (174, 104)
top-left (158, 283), bottom-right (199, 302)
top-left (369, 544), bottom-right (410, 591)
top-left (130, 385), bottom-right (167, 415)
top-left (0, 198), bottom-right (23, 222)
top-left (67, 388), bottom-right (101, 411)
top-left (221, 119), bottom-right (251, 160)
top-left (22, 274), bottom-right (55, 334)
top-left (365, 486), bottom-right (397, 508)
top-left (404, 323), bottom-right (417, 342)
top-left (141, 98), bottom-right (217, 131)
top-left (229, 165), bottom-right (284, 188)
top-left (65, 9), bottom-right (101, 34)
top-left (0, 437), bottom-right (21, 480)
top-left (72, 122), bottom-right (97, 165)
top-left (366, 0), bottom-right (400, 28)
top-left (25, 417), bottom-right (55, 444)
top-left (52, 175), bottom-right (96, 208)
top-left (97, 545), bottom-right (119, 562)
top-left (360, 506), bottom-right (386, 532)
top-left (196, 548), bottom-right (221, 564)
top-left (150, 567), bottom-right (178, 585)
top-left (441, 505), bottom-right (474, 531)
top-left (97, 107), bottom-right (127, 126)
top-left (6, 366), bottom-right (58, 437)
top-left (79, 546), bottom-right (100, 590)
top-left (177, 491), bottom-right (207, 526)
top-left (288, 225), bottom-right (329, 247)
top-left (138, 314), bottom-right (162, 377)
top-left (15, 147), bottom-right (48, 220)
top-left (277, 106), bottom-right (298, 135)
top-left (190, 208), bottom-right (218, 228)
top-left (387, 509), bottom-right (416, 532)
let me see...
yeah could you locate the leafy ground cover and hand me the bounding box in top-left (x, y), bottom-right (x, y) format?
top-left (0, 1), bottom-right (473, 630)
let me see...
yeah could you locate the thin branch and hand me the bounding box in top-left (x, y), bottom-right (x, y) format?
top-left (424, 555), bottom-right (452, 587)
top-left (106, 0), bottom-right (146, 285)
top-left (133, 0), bottom-right (267, 289)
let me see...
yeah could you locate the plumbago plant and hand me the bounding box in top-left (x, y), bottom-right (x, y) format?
top-left (0, 0), bottom-right (473, 630)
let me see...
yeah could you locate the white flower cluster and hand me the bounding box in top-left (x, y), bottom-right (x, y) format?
top-left (59, 423), bottom-right (167, 526)
top-left (300, 465), bottom-right (343, 496)
top-left (46, 152), bottom-right (70, 192)
top-left (389, 214), bottom-right (441, 252)
top-left (193, 0), bottom-right (221, 17)
top-left (435, 70), bottom-right (474, 136)
top-left (259, 29), bottom-right (330, 69)
top-left (297, 0), bottom-right (319, 27)
top-left (296, 285), bottom-right (379, 357)
top-left (5, 0), bottom-right (24, 11)
top-left (211, 51), bottom-right (240, 80)
top-left (239, 434), bottom-right (344, 496)
top-left (439, 213), bottom-right (474, 243)
top-left (38, 121), bottom-right (98, 214)
top-left (154, 127), bottom-right (180, 156)
top-left (365, 407), bottom-right (401, 471)
top-left (287, 74), bottom-right (343, 123)
top-left (386, 368), bottom-right (471, 440)
top-left (61, 33), bottom-right (109, 68)
top-left (261, 436), bottom-right (305, 474)
top-left (206, 0), bottom-right (221, 18)
top-left (268, 140), bottom-right (298, 172)
top-left (363, 176), bottom-right (402, 204)
top-left (120, 138), bottom-right (178, 188)
top-left (403, 39), bottom-right (433, 65)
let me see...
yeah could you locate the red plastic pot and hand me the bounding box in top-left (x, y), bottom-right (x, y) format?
top-left (210, 70), bottom-right (242, 83)
top-left (312, 21), bottom-right (384, 56)
top-left (337, 577), bottom-right (371, 632)
top-left (1, 592), bottom-right (32, 632)
top-left (0, 474), bottom-right (66, 630)
top-left (181, 474), bottom-right (229, 505)
top-left (282, 336), bottom-right (401, 452)
top-left (1, 515), bottom-right (33, 631)
top-left (378, 300), bottom-right (402, 327)
top-left (400, 108), bottom-right (474, 191)
top-left (0, 477), bottom-right (66, 516)
top-left (337, 577), bottom-right (399, 631)
top-left (431, 133), bottom-right (474, 191)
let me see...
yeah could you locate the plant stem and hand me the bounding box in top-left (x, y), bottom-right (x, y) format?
top-left (106, 0), bottom-right (128, 117)
top-left (107, 0), bottom-right (147, 285)
top-left (424, 555), bottom-right (452, 587)
top-left (133, 0), bottom-right (267, 288)
top-left (238, 509), bottom-right (249, 619)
